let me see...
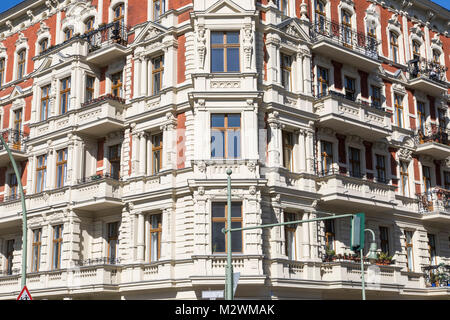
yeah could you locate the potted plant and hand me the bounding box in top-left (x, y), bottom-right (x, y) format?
top-left (429, 273), bottom-right (438, 287)
top-left (325, 246), bottom-right (336, 262)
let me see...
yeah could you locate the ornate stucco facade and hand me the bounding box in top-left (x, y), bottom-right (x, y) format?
top-left (0, 0), bottom-right (449, 300)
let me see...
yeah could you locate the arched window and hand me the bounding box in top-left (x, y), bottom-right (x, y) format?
top-left (85, 17), bottom-right (95, 33)
top-left (341, 10), bottom-right (352, 47)
top-left (412, 40), bottom-right (420, 60)
top-left (316, 1), bottom-right (326, 32)
top-left (64, 27), bottom-right (73, 41)
top-left (17, 49), bottom-right (26, 80)
top-left (113, 3), bottom-right (125, 25)
top-left (39, 38), bottom-right (48, 53)
top-left (432, 49), bottom-right (441, 64)
top-left (390, 32), bottom-right (399, 63)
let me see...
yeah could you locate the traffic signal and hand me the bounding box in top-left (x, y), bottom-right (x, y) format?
top-left (351, 213), bottom-right (365, 251)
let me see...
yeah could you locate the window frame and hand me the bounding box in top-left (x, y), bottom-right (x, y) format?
top-left (56, 148), bottom-right (68, 188)
top-left (40, 85), bottom-right (50, 121)
top-left (151, 56), bottom-right (164, 95)
top-left (417, 101), bottom-right (426, 132)
top-left (0, 58), bottom-right (5, 86)
top-left (6, 239), bottom-right (14, 275)
top-left (153, 0), bottom-right (165, 20)
top-left (317, 66), bottom-right (328, 97)
top-left (109, 144), bottom-right (121, 180)
top-left (36, 154), bottom-right (47, 193)
top-left (284, 212), bottom-right (297, 260)
top-left (379, 226), bottom-right (390, 255)
top-left (422, 165), bottom-right (431, 193)
top-left (376, 154), bottom-right (386, 183)
top-left (412, 40), bottom-right (421, 60)
top-left (17, 49), bottom-right (26, 80)
top-left (280, 53), bottom-right (292, 91)
top-left (111, 71), bottom-right (123, 98)
top-left (405, 230), bottom-right (414, 272)
top-left (210, 31), bottom-right (240, 73)
top-left (400, 161), bottom-right (409, 196)
top-left (64, 27), bottom-right (73, 41)
top-left (39, 38), bottom-right (49, 53)
top-left (394, 94), bottom-right (404, 128)
top-left (113, 3), bottom-right (125, 25)
top-left (60, 77), bottom-right (71, 114)
top-left (371, 85), bottom-right (381, 108)
top-left (390, 32), bottom-right (399, 63)
top-left (325, 219), bottom-right (335, 251)
top-left (344, 76), bottom-right (355, 101)
top-left (349, 147), bottom-right (361, 178)
top-left (282, 131), bottom-right (293, 171)
top-left (107, 222), bottom-right (119, 263)
top-left (211, 202), bottom-right (243, 254)
top-left (85, 75), bottom-right (95, 102)
top-left (149, 214), bottom-right (162, 262)
top-left (427, 233), bottom-right (437, 266)
top-left (52, 224), bottom-right (63, 270)
top-left (8, 173), bottom-right (18, 198)
top-left (321, 140), bottom-right (333, 175)
top-left (210, 114), bottom-right (241, 159)
top-left (151, 133), bottom-right (163, 174)
top-left (32, 228), bottom-right (42, 272)
top-left (85, 17), bottom-right (95, 33)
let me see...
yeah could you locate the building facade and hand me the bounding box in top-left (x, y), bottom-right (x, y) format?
top-left (0, 0), bottom-right (448, 299)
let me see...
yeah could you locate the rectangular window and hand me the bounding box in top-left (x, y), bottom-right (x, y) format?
top-left (317, 67), bottom-right (328, 97)
top-left (36, 154), bottom-right (47, 193)
top-left (325, 219), bottom-right (335, 251)
top-left (417, 101), bottom-right (426, 132)
top-left (0, 58), bottom-right (5, 87)
top-left (376, 154), bottom-right (386, 183)
top-left (282, 131), bottom-right (293, 171)
top-left (394, 94), bottom-right (403, 128)
top-left (32, 228), bottom-right (42, 272)
top-left (349, 147), bottom-right (361, 178)
top-left (17, 50), bottom-right (26, 80)
top-left (379, 226), bottom-right (389, 255)
top-left (52, 225), bottom-right (63, 270)
top-left (371, 86), bottom-right (381, 108)
top-left (6, 239), bottom-right (14, 275)
top-left (423, 166), bottom-right (431, 192)
top-left (281, 53), bottom-right (292, 91)
top-left (211, 114), bottom-right (241, 159)
top-left (60, 77), bottom-right (71, 114)
top-left (150, 214), bottom-right (162, 262)
top-left (390, 32), bottom-right (399, 63)
top-left (445, 171), bottom-right (450, 190)
top-left (344, 76), bottom-right (355, 101)
top-left (211, 202), bottom-right (242, 254)
top-left (438, 109), bottom-right (446, 130)
top-left (284, 212), bottom-right (297, 260)
top-left (405, 231), bottom-right (414, 271)
top-left (8, 173), bottom-right (18, 199)
top-left (400, 161), bottom-right (409, 196)
top-left (56, 149), bottom-right (68, 188)
top-left (153, 0), bottom-right (164, 20)
top-left (278, 0), bottom-right (288, 15)
top-left (111, 72), bottom-right (123, 98)
top-left (40, 85), bottom-right (50, 121)
top-left (321, 141), bottom-right (333, 175)
top-left (152, 56), bottom-right (164, 95)
top-left (107, 222), bottom-right (119, 264)
top-left (109, 144), bottom-right (121, 180)
top-left (211, 32), bottom-right (240, 73)
top-left (13, 108), bottom-right (22, 150)
top-left (428, 234), bottom-right (437, 266)
top-left (152, 133), bottom-right (163, 174)
top-left (85, 75), bottom-right (95, 102)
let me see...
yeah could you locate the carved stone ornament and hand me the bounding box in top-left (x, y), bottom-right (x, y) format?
top-left (196, 27), bottom-right (206, 70)
top-left (197, 161), bottom-right (206, 173)
top-left (410, 23), bottom-right (424, 38)
top-left (249, 186), bottom-right (257, 195)
top-left (388, 14), bottom-right (401, 28)
top-left (445, 157), bottom-right (450, 168)
top-left (431, 33), bottom-right (442, 47)
top-left (198, 186), bottom-right (205, 196)
top-left (15, 32), bottom-right (27, 47)
top-left (242, 25), bottom-right (253, 70)
top-left (247, 160), bottom-right (256, 172)
top-left (398, 148), bottom-right (412, 162)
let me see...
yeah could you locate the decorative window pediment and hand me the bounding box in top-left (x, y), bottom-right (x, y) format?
top-left (409, 23), bottom-right (424, 38)
top-left (15, 32), bottom-right (27, 47)
top-left (204, 0), bottom-right (245, 14)
top-left (277, 19), bottom-right (309, 43)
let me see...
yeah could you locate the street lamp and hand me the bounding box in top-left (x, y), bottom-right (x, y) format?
top-left (360, 228), bottom-right (378, 300)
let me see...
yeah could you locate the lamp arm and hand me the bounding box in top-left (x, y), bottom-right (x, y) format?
top-left (364, 228), bottom-right (376, 243)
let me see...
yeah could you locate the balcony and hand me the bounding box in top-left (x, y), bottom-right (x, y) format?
top-left (414, 125), bottom-right (450, 160)
top-left (417, 188), bottom-right (450, 222)
top-left (422, 264), bottom-right (450, 288)
top-left (0, 130), bottom-right (28, 167)
top-left (314, 90), bottom-right (392, 140)
top-left (310, 18), bottom-right (380, 72)
top-left (316, 168), bottom-right (396, 212)
top-left (85, 22), bottom-right (129, 67)
top-left (72, 173), bottom-right (123, 211)
top-left (407, 58), bottom-right (448, 96)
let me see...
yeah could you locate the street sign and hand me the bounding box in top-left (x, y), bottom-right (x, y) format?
top-left (17, 286), bottom-right (32, 300)
top-left (202, 290), bottom-right (224, 300)
top-left (351, 213), bottom-right (365, 251)
top-left (233, 272), bottom-right (240, 296)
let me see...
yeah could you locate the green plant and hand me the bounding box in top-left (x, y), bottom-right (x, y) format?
top-left (325, 245), bottom-right (335, 257)
top-left (429, 273), bottom-right (438, 284)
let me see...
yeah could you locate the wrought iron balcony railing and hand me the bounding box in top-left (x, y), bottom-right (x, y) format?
top-left (77, 172), bottom-right (120, 185)
top-left (317, 166), bottom-right (391, 184)
top-left (416, 188), bottom-right (450, 213)
top-left (81, 93), bottom-right (126, 108)
top-left (0, 129), bottom-right (27, 152)
top-left (85, 22), bottom-right (128, 53)
top-left (407, 57), bottom-right (448, 84)
top-left (415, 124), bottom-right (450, 146)
top-left (310, 17), bottom-right (379, 60)
top-left (315, 89), bottom-right (385, 111)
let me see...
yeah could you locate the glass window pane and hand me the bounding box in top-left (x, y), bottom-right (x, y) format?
top-left (227, 32), bottom-right (239, 44)
top-left (212, 222), bottom-right (225, 253)
top-left (226, 48), bottom-right (239, 72)
top-left (151, 233), bottom-right (158, 261)
top-left (211, 130), bottom-right (225, 158)
top-left (231, 222), bottom-right (242, 252)
top-left (211, 48), bottom-right (224, 72)
top-left (231, 202), bottom-right (241, 217)
top-left (211, 114), bottom-right (225, 127)
top-left (211, 32), bottom-right (223, 44)
top-left (227, 114), bottom-right (240, 127)
top-left (212, 203), bottom-right (225, 218)
top-left (227, 129), bottom-right (240, 158)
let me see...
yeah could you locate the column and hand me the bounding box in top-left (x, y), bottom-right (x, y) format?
top-left (303, 52), bottom-right (312, 94)
top-left (161, 113), bottom-right (177, 171)
top-left (296, 52), bottom-right (304, 93)
top-left (136, 212), bottom-right (145, 262)
top-left (146, 138), bottom-right (152, 175)
top-left (133, 57), bottom-right (141, 98)
top-left (138, 132), bottom-right (147, 176)
top-left (160, 208), bottom-right (172, 260)
top-left (301, 211), bottom-right (310, 259)
top-left (70, 67), bottom-right (77, 110)
top-left (267, 112), bottom-right (281, 167)
top-left (130, 132), bottom-right (138, 177)
top-left (75, 67), bottom-right (82, 109)
top-left (305, 131), bottom-right (313, 173)
top-left (46, 148), bottom-right (55, 190)
top-left (265, 34), bottom-right (280, 84)
top-left (298, 130), bottom-right (306, 172)
top-left (162, 36), bottom-right (176, 89)
top-left (308, 211), bottom-right (319, 260)
top-left (140, 58), bottom-right (148, 96)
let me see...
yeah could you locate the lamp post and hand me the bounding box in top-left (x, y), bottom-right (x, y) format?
top-left (0, 131), bottom-right (27, 289)
top-left (225, 169), bottom-right (233, 300)
top-left (360, 228), bottom-right (378, 300)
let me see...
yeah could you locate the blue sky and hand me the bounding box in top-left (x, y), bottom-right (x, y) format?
top-left (0, 0), bottom-right (449, 15)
